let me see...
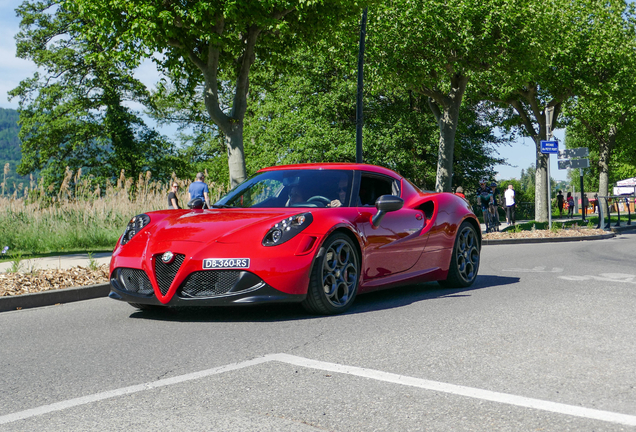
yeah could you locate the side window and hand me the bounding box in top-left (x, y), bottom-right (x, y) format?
top-left (357, 174), bottom-right (399, 206)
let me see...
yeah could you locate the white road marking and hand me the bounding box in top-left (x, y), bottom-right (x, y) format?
top-left (2, 353), bottom-right (636, 427)
top-left (271, 354), bottom-right (636, 427)
top-left (503, 266), bottom-right (564, 273)
top-left (559, 273), bottom-right (636, 283)
top-left (0, 355), bottom-right (273, 426)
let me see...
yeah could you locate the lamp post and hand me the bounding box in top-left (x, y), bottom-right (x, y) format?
top-left (355, 7), bottom-right (368, 164)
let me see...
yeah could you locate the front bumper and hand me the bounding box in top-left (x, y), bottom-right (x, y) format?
top-left (109, 267), bottom-right (305, 306)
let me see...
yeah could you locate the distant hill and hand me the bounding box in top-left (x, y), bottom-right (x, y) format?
top-left (0, 108), bottom-right (30, 196)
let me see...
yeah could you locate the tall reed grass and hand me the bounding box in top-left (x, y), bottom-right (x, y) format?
top-left (0, 168), bottom-right (228, 255)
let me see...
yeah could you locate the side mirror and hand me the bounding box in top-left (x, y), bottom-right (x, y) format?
top-left (187, 197), bottom-right (205, 209)
top-left (371, 195), bottom-right (404, 228)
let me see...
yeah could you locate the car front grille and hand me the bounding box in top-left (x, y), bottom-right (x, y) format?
top-left (180, 270), bottom-right (242, 297)
top-left (154, 254), bottom-right (185, 295)
top-left (116, 268), bottom-right (153, 295)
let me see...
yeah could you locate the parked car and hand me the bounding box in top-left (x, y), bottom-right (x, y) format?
top-left (109, 163), bottom-right (481, 314)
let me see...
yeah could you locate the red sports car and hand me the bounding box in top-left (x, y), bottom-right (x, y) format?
top-left (109, 163), bottom-right (481, 314)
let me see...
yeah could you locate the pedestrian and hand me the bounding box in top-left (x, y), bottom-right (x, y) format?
top-left (557, 190), bottom-right (564, 216)
top-left (490, 182), bottom-right (501, 227)
top-left (168, 182), bottom-right (181, 209)
top-left (504, 184), bottom-right (515, 225)
top-left (477, 179), bottom-right (494, 232)
top-left (188, 172), bottom-right (210, 209)
top-left (566, 192), bottom-right (574, 218)
top-left (455, 186), bottom-right (466, 199)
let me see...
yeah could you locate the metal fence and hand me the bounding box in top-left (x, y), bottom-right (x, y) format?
top-left (596, 194), bottom-right (634, 230)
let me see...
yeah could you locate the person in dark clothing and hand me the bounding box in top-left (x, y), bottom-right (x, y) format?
top-left (477, 179), bottom-right (495, 232)
top-left (168, 182), bottom-right (181, 209)
top-left (557, 190), bottom-right (564, 216)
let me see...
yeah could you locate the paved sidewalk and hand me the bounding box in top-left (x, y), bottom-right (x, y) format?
top-left (0, 252), bottom-right (112, 273)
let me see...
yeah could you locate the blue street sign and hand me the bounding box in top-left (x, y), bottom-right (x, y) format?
top-left (540, 140), bottom-right (559, 154)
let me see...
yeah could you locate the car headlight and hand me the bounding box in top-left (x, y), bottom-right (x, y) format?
top-left (262, 213), bottom-right (313, 246)
top-left (120, 214), bottom-right (151, 245)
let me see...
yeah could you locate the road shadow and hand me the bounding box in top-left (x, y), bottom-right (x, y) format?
top-left (350, 274), bottom-right (519, 314)
top-left (127, 274), bottom-right (520, 323)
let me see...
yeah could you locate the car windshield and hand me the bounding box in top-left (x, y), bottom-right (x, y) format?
top-left (215, 169), bottom-right (354, 209)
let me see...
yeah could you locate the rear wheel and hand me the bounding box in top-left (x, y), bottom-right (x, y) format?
top-left (302, 233), bottom-right (360, 315)
top-left (439, 221), bottom-right (480, 288)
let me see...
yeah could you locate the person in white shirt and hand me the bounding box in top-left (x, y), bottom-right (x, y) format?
top-left (504, 184), bottom-right (515, 225)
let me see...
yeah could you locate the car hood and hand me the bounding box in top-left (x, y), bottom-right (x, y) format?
top-left (147, 208), bottom-right (305, 245)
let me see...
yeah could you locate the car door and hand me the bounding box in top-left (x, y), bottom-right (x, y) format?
top-left (355, 172), bottom-right (428, 281)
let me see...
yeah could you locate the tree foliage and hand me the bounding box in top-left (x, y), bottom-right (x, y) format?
top-left (241, 40), bottom-right (506, 190)
top-left (369, 0), bottom-right (527, 192)
top-left (481, 0), bottom-right (636, 221)
top-left (562, 1), bottom-right (636, 198)
top-left (68, 0), bottom-right (372, 188)
top-left (10, 0), bottom-right (181, 189)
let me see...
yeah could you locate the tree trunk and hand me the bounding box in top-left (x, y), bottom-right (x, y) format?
top-left (434, 104), bottom-right (461, 192)
top-left (427, 75), bottom-right (468, 193)
top-left (225, 123), bottom-right (247, 189)
top-left (202, 73), bottom-right (248, 189)
top-left (597, 125), bottom-right (617, 199)
top-left (534, 145), bottom-right (549, 222)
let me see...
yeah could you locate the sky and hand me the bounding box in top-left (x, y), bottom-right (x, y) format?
top-left (0, 0), bottom-right (568, 181)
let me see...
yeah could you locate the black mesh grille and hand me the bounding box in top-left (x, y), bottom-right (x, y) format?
top-left (117, 268), bottom-right (153, 295)
top-left (180, 271), bottom-right (242, 297)
top-left (154, 254), bottom-right (185, 295)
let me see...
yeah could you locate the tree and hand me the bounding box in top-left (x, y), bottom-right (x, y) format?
top-left (68, 0), bottom-right (371, 188)
top-left (369, 0), bottom-right (528, 192)
top-left (9, 0), bottom-right (180, 188)
top-left (562, 2), bottom-right (636, 199)
top-left (241, 41), bottom-right (506, 189)
top-left (481, 0), bottom-right (634, 221)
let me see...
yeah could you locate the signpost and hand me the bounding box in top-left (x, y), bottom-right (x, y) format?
top-left (558, 147), bottom-right (589, 222)
top-left (542, 107), bottom-right (556, 229)
top-left (540, 140), bottom-right (559, 154)
top-left (558, 158), bottom-right (590, 170)
top-left (558, 147), bottom-right (589, 159)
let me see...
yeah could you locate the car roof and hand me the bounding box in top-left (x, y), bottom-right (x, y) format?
top-left (257, 163), bottom-right (402, 178)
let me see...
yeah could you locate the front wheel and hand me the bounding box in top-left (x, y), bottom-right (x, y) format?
top-left (439, 221), bottom-right (480, 288)
top-left (302, 233), bottom-right (360, 315)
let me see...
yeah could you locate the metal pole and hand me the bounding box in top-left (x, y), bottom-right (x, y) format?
top-left (548, 156), bottom-right (552, 229)
top-left (355, 7), bottom-right (368, 164)
top-left (546, 107), bottom-right (554, 230)
top-left (580, 168), bottom-right (586, 223)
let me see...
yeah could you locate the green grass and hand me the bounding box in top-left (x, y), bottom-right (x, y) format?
top-left (501, 215), bottom-right (631, 232)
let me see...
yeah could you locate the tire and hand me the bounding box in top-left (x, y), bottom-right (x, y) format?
top-left (439, 221), bottom-right (480, 288)
top-left (302, 233), bottom-right (360, 315)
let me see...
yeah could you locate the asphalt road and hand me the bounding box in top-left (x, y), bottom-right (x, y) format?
top-left (1, 233), bottom-right (636, 431)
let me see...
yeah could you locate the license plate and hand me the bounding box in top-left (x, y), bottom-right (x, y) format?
top-left (203, 258), bottom-right (250, 269)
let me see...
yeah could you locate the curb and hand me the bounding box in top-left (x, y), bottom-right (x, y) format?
top-left (483, 232), bottom-right (616, 245)
top-left (0, 283), bottom-right (110, 313)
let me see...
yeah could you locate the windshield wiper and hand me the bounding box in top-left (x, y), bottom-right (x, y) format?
top-left (210, 204), bottom-right (234, 208)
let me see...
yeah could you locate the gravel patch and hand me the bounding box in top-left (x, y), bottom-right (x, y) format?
top-left (0, 265), bottom-right (109, 297)
top-left (483, 226), bottom-right (607, 240)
